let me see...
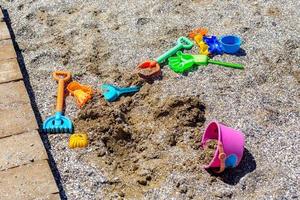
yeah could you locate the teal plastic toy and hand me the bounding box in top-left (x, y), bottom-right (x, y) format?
top-left (155, 36), bottom-right (194, 63)
top-left (137, 37), bottom-right (194, 79)
top-left (101, 84), bottom-right (140, 102)
top-left (43, 71), bottom-right (73, 133)
top-left (168, 51), bottom-right (244, 73)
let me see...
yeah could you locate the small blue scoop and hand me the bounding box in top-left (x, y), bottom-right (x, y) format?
top-left (101, 84), bottom-right (140, 102)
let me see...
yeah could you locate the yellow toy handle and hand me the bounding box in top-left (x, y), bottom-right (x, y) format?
top-left (53, 71), bottom-right (71, 112)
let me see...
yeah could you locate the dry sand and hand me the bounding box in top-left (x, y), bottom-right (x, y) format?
top-left (1, 0), bottom-right (299, 199)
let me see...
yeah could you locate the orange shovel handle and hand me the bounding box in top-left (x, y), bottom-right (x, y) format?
top-left (53, 71), bottom-right (71, 112)
top-left (214, 142), bottom-right (226, 173)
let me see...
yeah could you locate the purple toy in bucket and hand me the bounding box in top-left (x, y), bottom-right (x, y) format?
top-left (201, 120), bottom-right (245, 173)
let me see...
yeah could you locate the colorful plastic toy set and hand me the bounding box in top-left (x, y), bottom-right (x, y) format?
top-left (136, 28), bottom-right (244, 77)
top-left (189, 28), bottom-right (243, 55)
top-left (137, 36), bottom-right (194, 78)
top-left (42, 28), bottom-right (246, 172)
top-left (42, 71), bottom-right (140, 149)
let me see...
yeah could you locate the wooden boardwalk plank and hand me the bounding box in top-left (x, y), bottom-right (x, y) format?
top-left (47, 193), bottom-right (61, 200)
top-left (0, 81), bottom-right (38, 138)
top-left (0, 81), bottom-right (29, 104)
top-left (0, 103), bottom-right (38, 138)
top-left (0, 39), bottom-right (16, 61)
top-left (0, 160), bottom-right (59, 200)
top-left (0, 58), bottom-right (23, 83)
top-left (0, 22), bottom-right (10, 40)
top-left (0, 130), bottom-right (48, 171)
top-left (0, 8), bottom-right (3, 22)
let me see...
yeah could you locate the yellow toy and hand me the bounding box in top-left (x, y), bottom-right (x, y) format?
top-left (198, 41), bottom-right (209, 55)
top-left (188, 28), bottom-right (210, 56)
top-left (69, 133), bottom-right (89, 148)
top-left (194, 35), bottom-right (210, 56)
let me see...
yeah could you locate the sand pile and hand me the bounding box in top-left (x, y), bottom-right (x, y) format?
top-left (73, 74), bottom-right (209, 198)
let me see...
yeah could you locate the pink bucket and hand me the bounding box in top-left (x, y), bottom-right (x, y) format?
top-left (201, 120), bottom-right (245, 173)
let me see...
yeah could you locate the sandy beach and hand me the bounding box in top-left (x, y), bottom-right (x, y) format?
top-left (0, 0), bottom-right (299, 199)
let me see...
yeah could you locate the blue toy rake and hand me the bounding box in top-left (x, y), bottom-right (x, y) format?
top-left (42, 71), bottom-right (73, 133)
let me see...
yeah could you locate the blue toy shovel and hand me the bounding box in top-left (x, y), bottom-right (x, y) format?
top-left (101, 84), bottom-right (140, 102)
top-left (42, 71), bottom-right (73, 133)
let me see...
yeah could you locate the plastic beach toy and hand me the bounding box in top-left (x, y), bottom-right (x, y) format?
top-left (198, 40), bottom-right (210, 55)
top-left (203, 36), bottom-right (223, 55)
top-left (136, 60), bottom-right (161, 80)
top-left (194, 35), bottom-right (209, 55)
top-left (42, 71), bottom-right (73, 133)
top-left (219, 35), bottom-right (242, 54)
top-left (201, 120), bottom-right (245, 173)
top-left (168, 51), bottom-right (244, 73)
top-left (69, 133), bottom-right (89, 148)
top-left (188, 27), bottom-right (208, 39)
top-left (137, 37), bottom-right (194, 79)
top-left (67, 81), bottom-right (93, 108)
top-left (101, 84), bottom-right (140, 102)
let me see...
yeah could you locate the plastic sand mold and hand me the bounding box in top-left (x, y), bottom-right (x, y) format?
top-left (188, 27), bottom-right (208, 39)
top-left (203, 36), bottom-right (223, 55)
top-left (136, 60), bottom-right (161, 80)
top-left (67, 81), bottom-right (93, 108)
top-left (137, 36), bottom-right (194, 79)
top-left (201, 120), bottom-right (245, 173)
top-left (69, 133), bottom-right (89, 148)
top-left (101, 84), bottom-right (140, 102)
top-left (194, 34), bottom-right (209, 55)
top-left (42, 71), bottom-right (73, 134)
top-left (168, 51), bottom-right (244, 73)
